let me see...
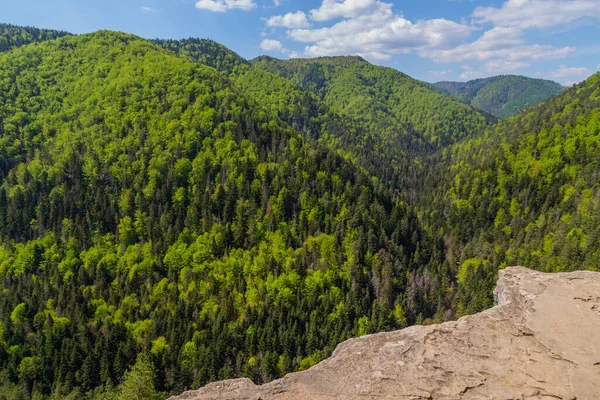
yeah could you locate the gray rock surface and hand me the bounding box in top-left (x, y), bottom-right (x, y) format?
top-left (170, 267), bottom-right (600, 399)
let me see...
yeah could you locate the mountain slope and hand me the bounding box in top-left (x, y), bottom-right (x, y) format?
top-left (252, 56), bottom-right (495, 148)
top-left (152, 38), bottom-right (248, 74)
top-left (427, 72), bottom-right (600, 315)
top-left (171, 267), bottom-right (600, 399)
top-left (434, 75), bottom-right (564, 119)
top-left (0, 24), bottom-right (598, 400)
top-left (150, 45), bottom-right (493, 195)
top-left (0, 23), bottom-right (71, 52)
top-left (0, 31), bottom-right (445, 399)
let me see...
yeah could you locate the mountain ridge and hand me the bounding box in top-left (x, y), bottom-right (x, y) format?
top-left (0, 24), bottom-right (598, 400)
top-left (433, 75), bottom-right (565, 119)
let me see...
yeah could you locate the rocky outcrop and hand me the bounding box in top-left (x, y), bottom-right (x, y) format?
top-left (170, 267), bottom-right (600, 399)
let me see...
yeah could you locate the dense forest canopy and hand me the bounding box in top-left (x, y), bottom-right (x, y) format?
top-left (433, 75), bottom-right (565, 119)
top-left (0, 24), bottom-right (71, 53)
top-left (426, 73), bottom-right (600, 315)
top-left (251, 56), bottom-right (495, 148)
top-left (0, 25), bottom-right (597, 400)
top-left (0, 29), bottom-right (446, 399)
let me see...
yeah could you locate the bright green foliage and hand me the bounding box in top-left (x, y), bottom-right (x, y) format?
top-left (252, 56), bottom-right (494, 147)
top-left (429, 73), bottom-right (600, 314)
top-left (119, 353), bottom-right (161, 400)
top-left (0, 24), bottom-right (597, 400)
top-left (434, 75), bottom-right (565, 119)
top-left (0, 30), bottom-right (443, 399)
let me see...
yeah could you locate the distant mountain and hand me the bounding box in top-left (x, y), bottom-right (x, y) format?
top-left (253, 56), bottom-right (494, 148)
top-left (0, 23), bottom-right (597, 400)
top-left (151, 38), bottom-right (248, 74)
top-left (433, 75), bottom-right (564, 119)
top-left (0, 29), bottom-right (444, 399)
top-left (0, 23), bottom-right (70, 52)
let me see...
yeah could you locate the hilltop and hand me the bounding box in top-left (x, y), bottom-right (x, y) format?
top-left (433, 75), bottom-right (565, 119)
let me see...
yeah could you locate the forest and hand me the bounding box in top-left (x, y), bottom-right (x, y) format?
top-left (0, 24), bottom-right (597, 400)
top-left (433, 75), bottom-right (565, 119)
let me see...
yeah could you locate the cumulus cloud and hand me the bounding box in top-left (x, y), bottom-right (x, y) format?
top-left (535, 65), bottom-right (592, 84)
top-left (483, 60), bottom-right (529, 73)
top-left (423, 26), bottom-right (575, 66)
top-left (260, 0), bottom-right (585, 67)
top-left (429, 69), bottom-right (454, 79)
top-left (460, 65), bottom-right (485, 80)
top-left (286, 1), bottom-right (471, 61)
top-left (265, 11), bottom-right (311, 28)
top-left (545, 65), bottom-right (590, 78)
top-left (260, 39), bottom-right (300, 59)
top-left (195, 0), bottom-right (256, 12)
top-left (473, 0), bottom-right (600, 30)
top-left (260, 39), bottom-right (285, 52)
top-left (309, 0), bottom-right (392, 21)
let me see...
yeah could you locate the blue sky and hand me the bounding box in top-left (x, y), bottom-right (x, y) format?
top-left (2, 0), bottom-right (600, 84)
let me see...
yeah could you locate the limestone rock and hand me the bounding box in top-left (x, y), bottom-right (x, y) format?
top-left (170, 267), bottom-right (600, 399)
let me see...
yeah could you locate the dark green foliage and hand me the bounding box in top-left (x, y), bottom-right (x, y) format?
top-left (434, 75), bottom-right (565, 119)
top-left (252, 56), bottom-right (495, 147)
top-left (0, 30), bottom-right (447, 399)
top-left (0, 24), bottom-right (597, 400)
top-left (152, 38), bottom-right (248, 75)
top-left (426, 73), bottom-right (600, 314)
top-left (243, 56), bottom-right (493, 195)
top-left (0, 23), bottom-right (71, 53)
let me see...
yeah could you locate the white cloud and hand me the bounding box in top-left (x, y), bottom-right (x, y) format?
top-left (262, 0), bottom-right (585, 68)
top-left (460, 65), bottom-right (485, 80)
top-left (260, 39), bottom-right (301, 59)
top-left (545, 65), bottom-right (590, 78)
top-left (473, 0), bottom-right (600, 30)
top-left (536, 65), bottom-right (592, 84)
top-left (273, 0), bottom-right (281, 5)
top-left (140, 6), bottom-right (156, 12)
top-left (260, 39), bottom-right (285, 52)
top-left (265, 11), bottom-right (311, 28)
top-left (423, 27), bottom-right (574, 65)
top-left (483, 60), bottom-right (529, 73)
top-left (195, 0), bottom-right (256, 12)
top-left (310, 0), bottom-right (391, 21)
top-left (429, 69), bottom-right (454, 78)
top-left (287, 2), bottom-right (471, 61)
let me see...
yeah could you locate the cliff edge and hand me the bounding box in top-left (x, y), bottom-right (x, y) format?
top-left (170, 267), bottom-right (600, 399)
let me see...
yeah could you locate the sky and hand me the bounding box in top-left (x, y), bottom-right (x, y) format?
top-left (2, 0), bottom-right (600, 84)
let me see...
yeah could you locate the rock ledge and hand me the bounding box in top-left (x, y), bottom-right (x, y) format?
top-left (170, 267), bottom-right (600, 399)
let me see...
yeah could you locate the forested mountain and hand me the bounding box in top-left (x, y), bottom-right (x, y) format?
top-left (152, 38), bottom-right (248, 75)
top-left (433, 75), bottom-right (565, 119)
top-left (0, 23), bottom-right (71, 53)
top-left (426, 73), bottom-right (600, 315)
top-left (0, 24), bottom-right (597, 400)
top-left (149, 46), bottom-right (492, 194)
top-left (0, 30), bottom-right (449, 399)
top-left (252, 56), bottom-right (495, 148)
top-left (246, 56), bottom-right (493, 197)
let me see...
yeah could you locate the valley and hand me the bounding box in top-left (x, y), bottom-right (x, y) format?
top-left (0, 23), bottom-right (597, 400)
